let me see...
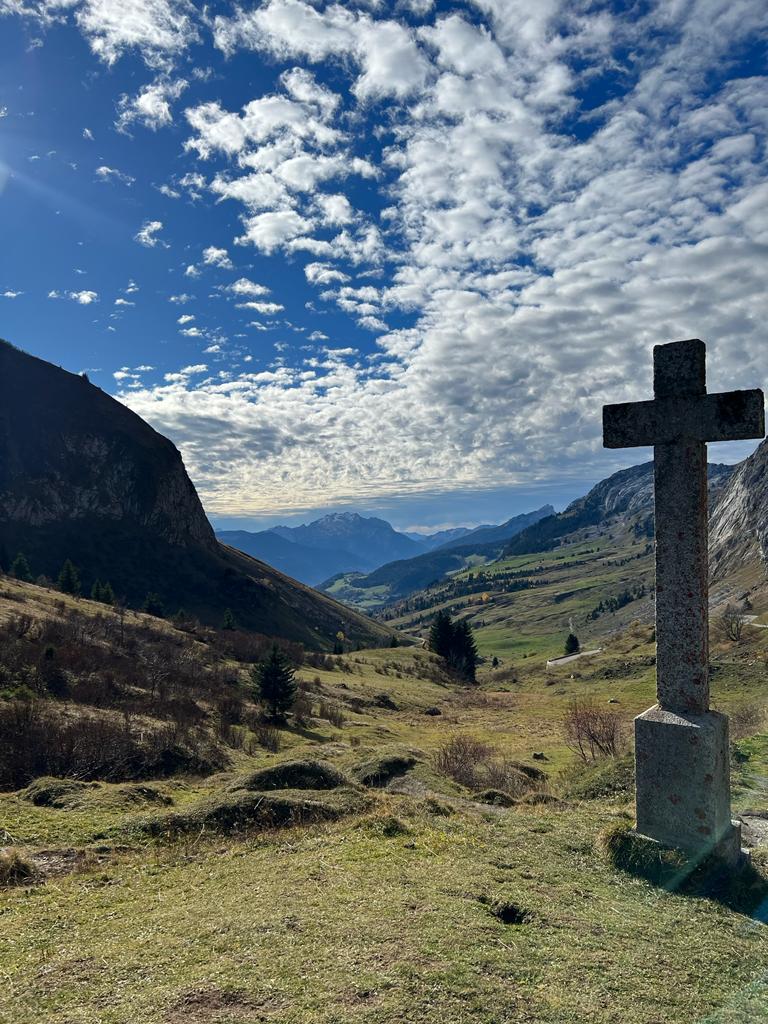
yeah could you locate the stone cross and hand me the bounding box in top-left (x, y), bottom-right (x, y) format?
top-left (603, 339), bottom-right (764, 864)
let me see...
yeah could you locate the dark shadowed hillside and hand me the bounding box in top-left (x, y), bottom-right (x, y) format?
top-left (0, 340), bottom-right (387, 649)
top-left (215, 529), bottom-right (356, 587)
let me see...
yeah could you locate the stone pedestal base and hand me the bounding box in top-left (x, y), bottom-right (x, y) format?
top-left (635, 705), bottom-right (741, 865)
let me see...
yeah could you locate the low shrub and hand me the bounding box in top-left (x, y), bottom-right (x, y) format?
top-left (317, 700), bottom-right (345, 728)
top-left (0, 700), bottom-right (225, 788)
top-left (433, 735), bottom-right (544, 798)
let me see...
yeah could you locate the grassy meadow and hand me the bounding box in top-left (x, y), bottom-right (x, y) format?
top-left (2, 549), bottom-right (768, 1023)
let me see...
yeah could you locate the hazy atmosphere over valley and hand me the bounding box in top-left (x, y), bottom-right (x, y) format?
top-left (2, 0), bottom-right (767, 530)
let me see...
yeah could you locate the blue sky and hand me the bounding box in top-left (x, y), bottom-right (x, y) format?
top-left (1, 0), bottom-right (767, 533)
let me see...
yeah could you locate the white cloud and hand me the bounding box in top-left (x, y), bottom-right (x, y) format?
top-left (235, 300), bottom-right (284, 314)
top-left (180, 326), bottom-right (203, 337)
top-left (177, 313), bottom-right (195, 324)
top-left (114, 297), bottom-right (134, 306)
top-left (82, 127), bottom-right (94, 139)
top-left (168, 292), bottom-right (192, 303)
top-left (0, 106), bottom-right (7, 119)
top-left (1, 289), bottom-right (22, 298)
top-left (75, 0), bottom-right (199, 67)
top-left (212, 0), bottom-right (429, 100)
top-left (134, 219), bottom-right (167, 247)
top-left (184, 264), bottom-right (200, 277)
top-left (237, 209), bottom-right (312, 252)
top-left (225, 277), bottom-right (271, 297)
top-left (95, 164), bottom-right (135, 185)
top-left (116, 76), bottom-right (187, 131)
top-left (69, 289), bottom-right (98, 304)
top-left (304, 262), bottom-right (349, 285)
top-left (202, 245), bottom-right (233, 269)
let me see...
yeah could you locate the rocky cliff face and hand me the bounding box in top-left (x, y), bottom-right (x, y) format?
top-left (709, 437), bottom-right (768, 581)
top-left (0, 340), bottom-right (387, 648)
top-left (566, 461), bottom-right (734, 519)
top-left (0, 340), bottom-right (215, 548)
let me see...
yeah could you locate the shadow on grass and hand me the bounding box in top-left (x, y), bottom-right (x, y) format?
top-left (601, 822), bottom-right (768, 920)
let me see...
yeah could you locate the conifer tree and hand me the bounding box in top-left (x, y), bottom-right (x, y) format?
top-left (222, 608), bottom-right (237, 631)
top-left (101, 582), bottom-right (115, 606)
top-left (429, 609), bottom-right (453, 658)
top-left (143, 593), bottom-right (165, 617)
top-left (453, 619), bottom-right (479, 683)
top-left (91, 580), bottom-right (104, 602)
top-left (565, 633), bottom-right (580, 656)
top-left (58, 559), bottom-right (80, 596)
top-left (10, 552), bottom-right (32, 582)
top-left (251, 645), bottom-right (297, 721)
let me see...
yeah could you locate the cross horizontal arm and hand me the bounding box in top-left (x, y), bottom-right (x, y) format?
top-left (603, 389), bottom-right (765, 448)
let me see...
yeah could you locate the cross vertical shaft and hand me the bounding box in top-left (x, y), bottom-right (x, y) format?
top-left (652, 343), bottom-right (709, 713)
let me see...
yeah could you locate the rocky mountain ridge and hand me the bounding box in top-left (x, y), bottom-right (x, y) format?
top-left (0, 340), bottom-right (386, 648)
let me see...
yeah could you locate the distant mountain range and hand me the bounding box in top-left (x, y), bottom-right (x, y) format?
top-left (317, 506), bottom-right (557, 608)
top-left (319, 459), bottom-right (747, 612)
top-left (0, 339), bottom-right (387, 649)
top-left (217, 506), bottom-right (555, 588)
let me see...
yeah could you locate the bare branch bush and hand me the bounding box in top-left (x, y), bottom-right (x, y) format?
top-left (564, 699), bottom-right (624, 762)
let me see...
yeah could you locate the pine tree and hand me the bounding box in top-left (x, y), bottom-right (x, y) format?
top-left (222, 608), bottom-right (237, 631)
top-left (10, 552), bottom-right (32, 582)
top-left (429, 609), bottom-right (453, 659)
top-left (252, 645), bottom-right (297, 721)
top-left (143, 593), bottom-right (165, 618)
top-left (91, 580), bottom-right (104, 602)
top-left (565, 633), bottom-right (580, 655)
top-left (101, 582), bottom-right (115, 605)
top-left (453, 619), bottom-right (479, 683)
top-left (58, 559), bottom-right (80, 596)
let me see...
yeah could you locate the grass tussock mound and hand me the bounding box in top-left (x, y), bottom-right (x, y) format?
top-left (19, 777), bottom-right (175, 811)
top-left (19, 777), bottom-right (98, 808)
top-left (353, 747), bottom-right (422, 787)
top-left (560, 753), bottom-right (635, 801)
top-left (132, 786), bottom-right (369, 838)
top-left (229, 759), bottom-right (351, 793)
top-left (0, 848), bottom-right (35, 887)
top-left (472, 788), bottom-right (519, 807)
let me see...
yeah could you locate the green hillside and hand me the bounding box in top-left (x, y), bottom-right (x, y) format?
top-left (2, 573), bottom-right (768, 1023)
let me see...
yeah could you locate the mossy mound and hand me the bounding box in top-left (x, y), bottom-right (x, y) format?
top-left (353, 747), bottom-right (423, 787)
top-left (19, 777), bottom-right (175, 811)
top-left (132, 787), bottom-right (368, 838)
top-left (229, 759), bottom-right (351, 793)
top-left (560, 754), bottom-right (634, 801)
top-left (473, 789), bottom-right (519, 807)
top-left (520, 792), bottom-right (568, 808)
top-left (508, 762), bottom-right (548, 783)
top-left (19, 777), bottom-right (98, 808)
